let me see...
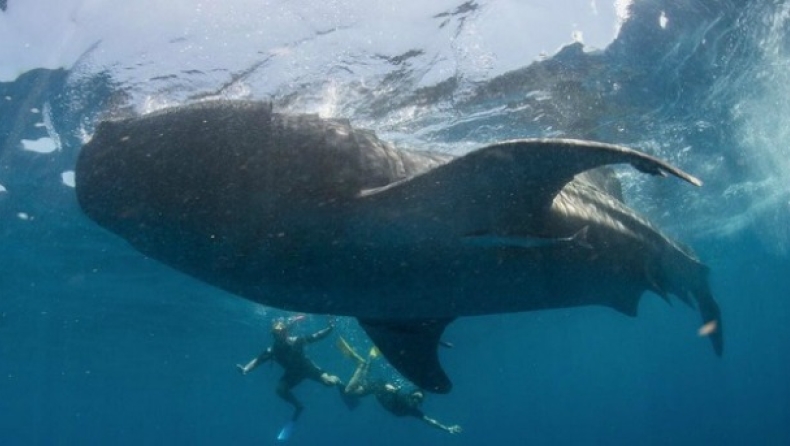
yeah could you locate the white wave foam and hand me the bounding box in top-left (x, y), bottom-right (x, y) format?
top-left (2, 0), bottom-right (623, 83)
top-left (41, 101), bottom-right (62, 151)
top-left (61, 171), bottom-right (75, 188)
top-left (614, 0), bottom-right (633, 36)
top-left (729, 2), bottom-right (790, 254)
top-left (21, 137), bottom-right (58, 153)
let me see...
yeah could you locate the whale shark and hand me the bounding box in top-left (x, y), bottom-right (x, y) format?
top-left (75, 100), bottom-right (722, 393)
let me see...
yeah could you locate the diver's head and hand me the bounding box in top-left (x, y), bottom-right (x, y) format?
top-left (271, 319), bottom-right (288, 339)
top-left (408, 390), bottom-right (425, 405)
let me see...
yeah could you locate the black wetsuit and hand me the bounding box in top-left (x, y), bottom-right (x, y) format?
top-left (265, 326), bottom-right (332, 386)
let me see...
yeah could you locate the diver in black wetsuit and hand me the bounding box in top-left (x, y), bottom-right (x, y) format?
top-left (374, 382), bottom-right (461, 433)
top-left (339, 338), bottom-right (461, 434)
top-left (237, 317), bottom-right (342, 421)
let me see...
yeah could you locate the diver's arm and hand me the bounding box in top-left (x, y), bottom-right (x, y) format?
top-left (236, 347), bottom-right (272, 374)
top-left (421, 415), bottom-right (463, 434)
top-left (303, 325), bottom-right (333, 344)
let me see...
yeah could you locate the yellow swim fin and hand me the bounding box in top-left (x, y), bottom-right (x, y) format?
top-left (337, 336), bottom-right (365, 364)
top-left (368, 346), bottom-right (380, 359)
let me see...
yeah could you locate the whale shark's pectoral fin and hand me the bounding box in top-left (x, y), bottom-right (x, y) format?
top-left (358, 317), bottom-right (455, 394)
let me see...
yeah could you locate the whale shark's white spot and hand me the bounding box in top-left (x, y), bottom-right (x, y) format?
top-left (17, 212), bottom-right (31, 221)
top-left (61, 171), bottom-right (76, 188)
top-left (21, 137), bottom-right (58, 153)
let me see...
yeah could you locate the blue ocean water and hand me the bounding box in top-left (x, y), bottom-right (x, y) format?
top-left (2, 1), bottom-right (790, 445)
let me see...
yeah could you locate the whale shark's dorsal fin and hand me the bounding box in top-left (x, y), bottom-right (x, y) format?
top-left (357, 139), bottom-right (701, 218)
top-left (358, 317), bottom-right (455, 394)
top-left (457, 138), bottom-right (703, 195)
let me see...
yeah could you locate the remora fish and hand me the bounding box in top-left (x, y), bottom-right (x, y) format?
top-left (75, 100), bottom-right (722, 393)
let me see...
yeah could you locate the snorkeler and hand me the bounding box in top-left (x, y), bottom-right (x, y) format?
top-left (337, 337), bottom-right (462, 434)
top-left (237, 316), bottom-right (342, 422)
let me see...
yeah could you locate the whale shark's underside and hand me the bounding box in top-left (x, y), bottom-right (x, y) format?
top-left (75, 100), bottom-right (722, 393)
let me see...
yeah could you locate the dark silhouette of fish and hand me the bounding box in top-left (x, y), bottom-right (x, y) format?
top-left (75, 100), bottom-right (722, 393)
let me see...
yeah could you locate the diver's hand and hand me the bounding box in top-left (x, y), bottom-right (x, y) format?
top-left (236, 364), bottom-right (248, 375)
top-left (447, 425), bottom-right (462, 434)
top-left (321, 373), bottom-right (342, 386)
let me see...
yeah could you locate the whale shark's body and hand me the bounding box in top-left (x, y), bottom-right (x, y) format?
top-left (75, 100), bottom-right (722, 393)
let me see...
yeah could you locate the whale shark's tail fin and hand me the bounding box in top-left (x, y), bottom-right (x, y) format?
top-left (661, 250), bottom-right (723, 356)
top-left (695, 285), bottom-right (723, 356)
top-left (680, 262), bottom-right (722, 356)
top-left (358, 317), bottom-right (454, 394)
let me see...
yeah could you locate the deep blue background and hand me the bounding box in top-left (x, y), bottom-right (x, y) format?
top-left (2, 1), bottom-right (789, 445)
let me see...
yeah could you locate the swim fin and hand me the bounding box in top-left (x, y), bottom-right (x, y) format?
top-left (337, 336), bottom-right (365, 364)
top-left (277, 420), bottom-right (295, 442)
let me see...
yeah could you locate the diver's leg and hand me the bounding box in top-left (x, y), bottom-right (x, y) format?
top-left (276, 377), bottom-right (304, 420)
top-left (305, 360), bottom-right (342, 387)
top-left (344, 357), bottom-right (371, 394)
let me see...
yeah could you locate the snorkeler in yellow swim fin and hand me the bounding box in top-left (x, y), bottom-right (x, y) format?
top-left (336, 336), bottom-right (460, 434)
